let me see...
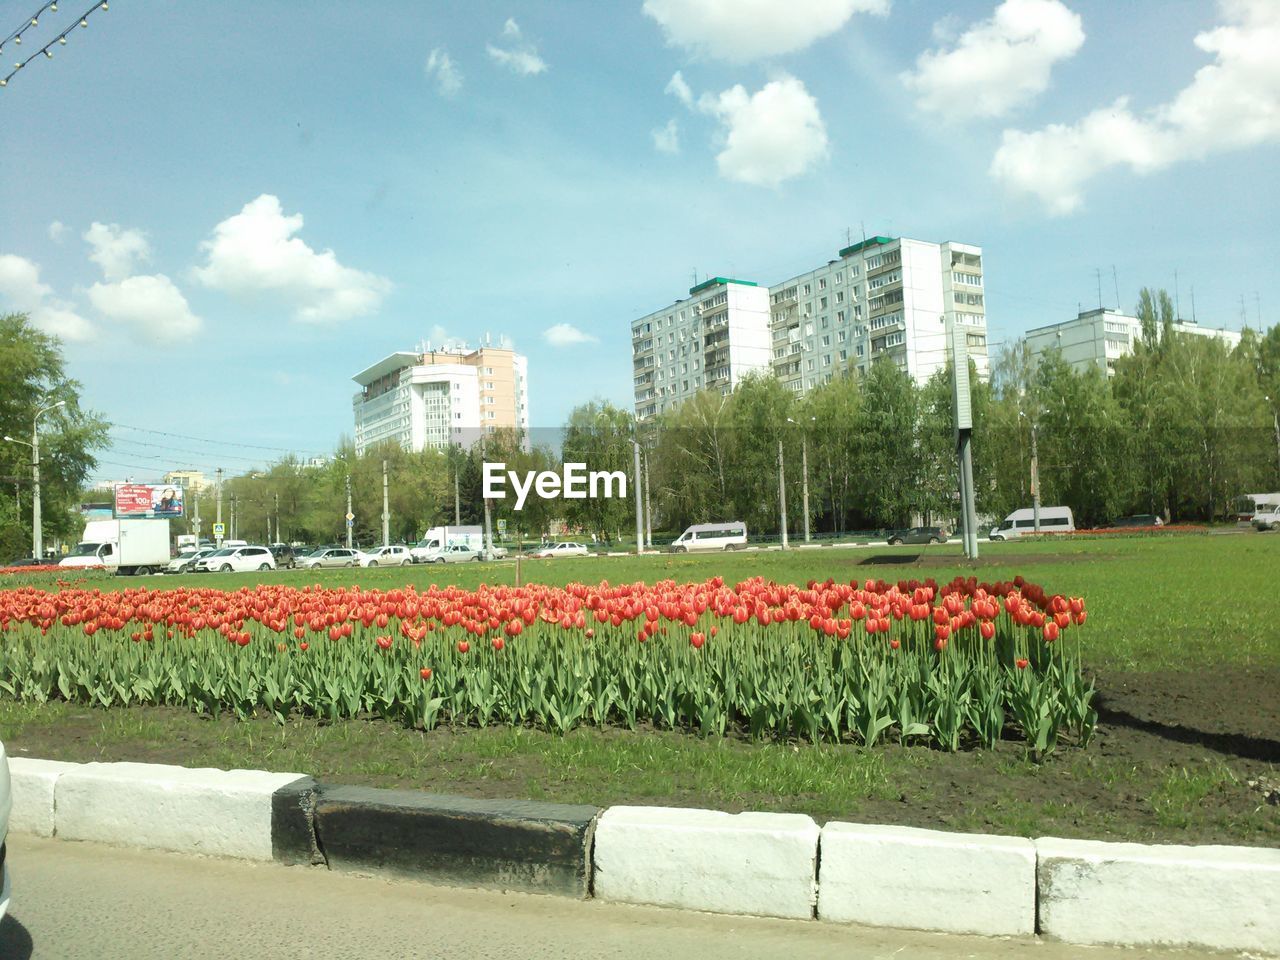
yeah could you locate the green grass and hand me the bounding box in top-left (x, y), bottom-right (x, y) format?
top-left (4, 533), bottom-right (1278, 845)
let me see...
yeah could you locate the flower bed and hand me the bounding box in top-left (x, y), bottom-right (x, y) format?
top-left (0, 575), bottom-right (1093, 757)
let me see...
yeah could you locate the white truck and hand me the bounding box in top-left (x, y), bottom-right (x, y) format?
top-left (411, 525), bottom-right (485, 563)
top-left (59, 519), bottom-right (171, 576)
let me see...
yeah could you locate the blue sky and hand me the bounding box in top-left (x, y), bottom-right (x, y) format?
top-left (1, 0), bottom-right (1277, 482)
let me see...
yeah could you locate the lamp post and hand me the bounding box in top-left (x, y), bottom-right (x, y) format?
top-left (5, 398), bottom-right (66, 560)
top-left (787, 417), bottom-right (814, 543)
top-left (631, 439), bottom-right (645, 555)
top-left (1266, 397), bottom-right (1280, 483)
top-left (1019, 411), bottom-right (1041, 534)
top-left (777, 436), bottom-right (789, 550)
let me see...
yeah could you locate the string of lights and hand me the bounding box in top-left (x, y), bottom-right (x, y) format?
top-left (1, 0), bottom-right (108, 89)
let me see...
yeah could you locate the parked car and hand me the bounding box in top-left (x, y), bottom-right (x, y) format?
top-left (193, 545), bottom-right (277, 573)
top-left (4, 557), bottom-right (41, 568)
top-left (0, 735), bottom-right (10, 923)
top-left (1252, 505), bottom-right (1280, 531)
top-left (420, 543), bottom-right (482, 564)
top-left (269, 544), bottom-right (297, 569)
top-left (295, 547), bottom-right (360, 569)
top-left (359, 544), bottom-right (414, 567)
top-left (482, 544), bottom-right (509, 560)
top-left (530, 542), bottom-right (591, 558)
top-left (1107, 514), bottom-right (1164, 528)
top-left (165, 547), bottom-right (221, 574)
top-left (989, 506), bottom-right (1075, 540)
top-left (885, 526), bottom-right (949, 546)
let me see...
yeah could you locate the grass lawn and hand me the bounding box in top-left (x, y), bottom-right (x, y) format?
top-left (3, 532), bottom-right (1278, 845)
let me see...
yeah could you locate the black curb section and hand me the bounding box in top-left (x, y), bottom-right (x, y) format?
top-left (301, 785), bottom-right (599, 898)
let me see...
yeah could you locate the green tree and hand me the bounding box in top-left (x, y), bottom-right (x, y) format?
top-left (561, 402), bottom-right (635, 542)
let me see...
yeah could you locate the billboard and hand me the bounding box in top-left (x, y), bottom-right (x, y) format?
top-left (114, 483), bottom-right (184, 519)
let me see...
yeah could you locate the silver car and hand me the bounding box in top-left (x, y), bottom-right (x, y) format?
top-left (165, 547), bottom-right (221, 574)
top-left (296, 547), bottom-right (359, 569)
top-left (423, 544), bottom-right (481, 564)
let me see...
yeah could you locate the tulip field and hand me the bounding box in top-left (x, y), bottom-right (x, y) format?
top-left (0, 572), bottom-right (1092, 757)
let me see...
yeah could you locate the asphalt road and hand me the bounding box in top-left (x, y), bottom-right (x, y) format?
top-left (2, 834), bottom-right (1223, 960)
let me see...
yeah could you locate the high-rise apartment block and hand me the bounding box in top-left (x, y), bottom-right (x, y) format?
top-left (352, 342), bottom-right (528, 454)
top-left (1025, 308), bottom-right (1243, 377)
top-left (630, 236), bottom-right (988, 419)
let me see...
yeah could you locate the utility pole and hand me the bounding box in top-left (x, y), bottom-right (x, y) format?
top-left (777, 437), bottom-right (789, 550)
top-left (949, 319), bottom-right (979, 559)
top-left (345, 472), bottom-right (353, 549)
top-left (631, 440), bottom-right (644, 555)
top-left (230, 494), bottom-right (237, 541)
top-left (381, 459), bottom-right (390, 548)
top-left (9, 399), bottom-right (67, 561)
top-left (787, 417), bottom-right (812, 543)
top-left (643, 449), bottom-right (653, 548)
top-left (273, 491), bottom-right (280, 545)
top-left (1030, 422), bottom-right (1041, 534)
top-left (480, 439), bottom-right (493, 559)
top-left (454, 465), bottom-right (461, 526)
top-left (215, 467), bottom-right (224, 546)
top-left (192, 484), bottom-right (202, 547)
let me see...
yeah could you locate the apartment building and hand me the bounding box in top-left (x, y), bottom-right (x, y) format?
top-left (770, 236), bottom-right (989, 393)
top-left (631, 277), bottom-right (771, 420)
top-left (162, 470), bottom-right (207, 493)
top-left (630, 236), bottom-right (988, 418)
top-left (352, 342), bottom-right (529, 454)
top-left (1025, 308), bottom-right (1243, 377)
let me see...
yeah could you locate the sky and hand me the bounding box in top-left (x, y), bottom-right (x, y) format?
top-left (1, 0), bottom-right (1277, 483)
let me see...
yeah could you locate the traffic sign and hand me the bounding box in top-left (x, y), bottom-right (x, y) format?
top-left (345, 512), bottom-right (355, 522)
top-left (497, 519), bottom-right (508, 536)
top-left (212, 522), bottom-right (226, 537)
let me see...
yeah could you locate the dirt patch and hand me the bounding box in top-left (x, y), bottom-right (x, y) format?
top-left (3, 665), bottom-right (1276, 846)
top-left (853, 552), bottom-right (1114, 568)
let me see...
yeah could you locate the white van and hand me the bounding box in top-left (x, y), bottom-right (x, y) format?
top-left (989, 507), bottom-right (1074, 540)
top-left (671, 522), bottom-right (748, 553)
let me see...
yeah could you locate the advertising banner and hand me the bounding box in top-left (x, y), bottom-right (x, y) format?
top-left (113, 483), bottom-right (184, 518)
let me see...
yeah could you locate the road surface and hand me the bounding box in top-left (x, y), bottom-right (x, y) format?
top-left (1, 834), bottom-right (1211, 959)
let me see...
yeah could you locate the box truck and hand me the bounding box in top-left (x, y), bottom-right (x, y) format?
top-left (59, 519), bottom-right (171, 576)
top-left (411, 525), bottom-right (484, 563)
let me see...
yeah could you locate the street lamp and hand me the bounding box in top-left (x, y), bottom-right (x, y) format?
top-left (777, 434), bottom-right (789, 551)
top-left (4, 398), bottom-right (66, 560)
top-left (1018, 410), bottom-right (1041, 533)
top-left (630, 439), bottom-right (645, 556)
top-left (786, 417), bottom-right (815, 543)
top-left (1266, 397), bottom-right (1280, 483)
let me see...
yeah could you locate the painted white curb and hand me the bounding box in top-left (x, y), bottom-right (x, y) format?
top-left (53, 762), bottom-right (305, 861)
top-left (592, 805), bottom-right (819, 919)
top-left (1036, 836), bottom-right (1280, 953)
top-left (817, 822), bottom-right (1035, 937)
top-left (7, 758), bottom-right (79, 838)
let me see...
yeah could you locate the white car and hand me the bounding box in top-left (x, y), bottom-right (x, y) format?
top-left (531, 542), bottom-right (591, 558)
top-left (296, 547), bottom-right (360, 569)
top-left (165, 547), bottom-right (220, 574)
top-left (1, 737), bottom-right (11, 923)
top-left (359, 545), bottom-right (414, 567)
top-left (193, 545), bottom-right (277, 573)
top-left (420, 544), bottom-right (482, 564)
top-left (1253, 505), bottom-right (1280, 531)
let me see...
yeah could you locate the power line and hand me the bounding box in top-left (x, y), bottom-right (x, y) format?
top-left (107, 433), bottom-right (280, 465)
top-left (111, 422), bottom-right (329, 458)
top-left (1, 0), bottom-right (110, 89)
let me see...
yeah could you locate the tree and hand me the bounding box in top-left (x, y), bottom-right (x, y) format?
top-left (727, 374), bottom-right (798, 536)
top-left (561, 402), bottom-right (635, 542)
top-left (652, 389), bottom-right (736, 534)
top-left (0, 314), bottom-right (109, 558)
top-left (856, 361), bottom-right (920, 527)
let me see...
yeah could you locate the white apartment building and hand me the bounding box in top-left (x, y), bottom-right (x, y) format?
top-left (352, 342), bottom-right (529, 454)
top-left (1025, 308), bottom-right (1243, 377)
top-left (770, 236), bottom-right (989, 393)
top-left (631, 277), bottom-right (771, 420)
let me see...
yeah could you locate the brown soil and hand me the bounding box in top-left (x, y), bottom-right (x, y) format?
top-left (5, 665), bottom-right (1277, 846)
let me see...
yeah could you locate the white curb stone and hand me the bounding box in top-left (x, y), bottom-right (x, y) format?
top-left (593, 806), bottom-right (819, 919)
top-left (7, 758), bottom-right (79, 837)
top-left (1036, 837), bottom-right (1280, 953)
top-left (817, 822), bottom-right (1035, 936)
top-left (53, 762), bottom-right (305, 861)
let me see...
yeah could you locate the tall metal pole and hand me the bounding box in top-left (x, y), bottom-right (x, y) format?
top-left (481, 439), bottom-right (493, 559)
top-left (643, 449), bottom-right (653, 548)
top-left (31, 421), bottom-right (42, 561)
top-left (959, 430), bottom-right (979, 559)
top-left (454, 467), bottom-right (461, 526)
top-left (192, 484), bottom-right (201, 547)
top-left (345, 473), bottom-right (353, 549)
top-left (381, 459), bottom-right (390, 548)
top-left (215, 467), bottom-right (224, 546)
top-left (1273, 409), bottom-right (1280, 483)
top-left (230, 494), bottom-right (237, 541)
top-left (632, 440), bottom-right (644, 555)
top-left (800, 436), bottom-right (811, 543)
top-left (777, 437), bottom-right (789, 550)
top-left (273, 491), bottom-right (280, 545)
top-left (1030, 423), bottom-right (1041, 534)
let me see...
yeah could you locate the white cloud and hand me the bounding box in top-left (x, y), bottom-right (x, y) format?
top-left (903, 0), bottom-right (1085, 120)
top-left (48, 220), bottom-right (68, 243)
top-left (193, 194), bottom-right (392, 323)
top-left (0, 253), bottom-right (51, 310)
top-left (543, 323), bottom-right (598, 347)
top-left (84, 221), bottom-right (152, 281)
top-left (992, 0), bottom-right (1280, 213)
top-left (666, 71), bottom-right (694, 108)
top-left (88, 274), bottom-right (201, 342)
top-left (425, 47), bottom-right (462, 96)
top-left (487, 18), bottom-right (547, 76)
top-left (699, 74), bottom-right (829, 187)
top-left (643, 0), bottom-right (889, 63)
top-left (653, 119), bottom-right (681, 154)
top-left (0, 253), bottom-right (94, 341)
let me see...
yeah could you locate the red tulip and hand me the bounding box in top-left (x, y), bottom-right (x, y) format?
top-left (457, 640), bottom-right (470, 653)
top-left (690, 632), bottom-right (705, 649)
top-left (492, 636), bottom-right (505, 651)
top-left (420, 667), bottom-right (432, 679)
